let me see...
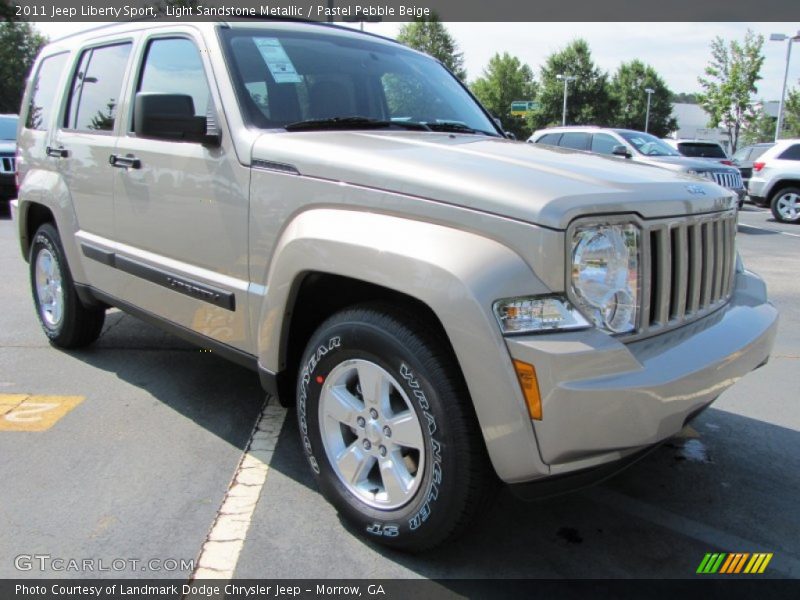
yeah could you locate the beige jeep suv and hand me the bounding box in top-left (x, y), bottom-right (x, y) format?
top-left (13, 21), bottom-right (777, 550)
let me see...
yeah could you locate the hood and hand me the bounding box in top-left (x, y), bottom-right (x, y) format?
top-left (634, 154), bottom-right (737, 173)
top-left (251, 132), bottom-right (736, 230)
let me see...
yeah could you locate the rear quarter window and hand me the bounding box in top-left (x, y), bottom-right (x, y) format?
top-left (536, 133), bottom-right (562, 146)
top-left (777, 144), bottom-right (800, 161)
top-left (25, 53), bottom-right (69, 131)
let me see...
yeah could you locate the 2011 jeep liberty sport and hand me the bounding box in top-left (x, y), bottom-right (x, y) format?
top-left (13, 20), bottom-right (777, 551)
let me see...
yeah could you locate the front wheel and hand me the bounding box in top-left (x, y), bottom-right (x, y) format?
top-left (296, 306), bottom-right (494, 551)
top-left (29, 223), bottom-right (106, 348)
top-left (771, 187), bottom-right (800, 223)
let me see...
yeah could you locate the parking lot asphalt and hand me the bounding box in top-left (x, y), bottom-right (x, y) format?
top-left (0, 204), bottom-right (798, 581)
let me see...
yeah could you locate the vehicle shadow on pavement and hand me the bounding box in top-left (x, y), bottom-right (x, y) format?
top-left (69, 309), bottom-right (264, 450)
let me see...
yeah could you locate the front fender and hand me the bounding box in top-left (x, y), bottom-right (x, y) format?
top-left (256, 208), bottom-right (552, 481)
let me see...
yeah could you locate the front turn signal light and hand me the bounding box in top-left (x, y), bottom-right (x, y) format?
top-left (513, 359), bottom-right (542, 420)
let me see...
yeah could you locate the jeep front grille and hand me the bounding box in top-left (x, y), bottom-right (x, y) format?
top-left (636, 211), bottom-right (737, 338)
top-left (711, 170), bottom-right (743, 190)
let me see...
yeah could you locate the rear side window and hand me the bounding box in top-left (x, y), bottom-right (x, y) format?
top-left (677, 142), bottom-right (727, 159)
top-left (536, 133), bottom-right (562, 146)
top-left (25, 53), bottom-right (68, 131)
top-left (137, 38), bottom-right (210, 122)
top-left (65, 43), bottom-right (132, 132)
top-left (560, 132), bottom-right (590, 150)
top-left (778, 144), bottom-right (800, 161)
top-left (591, 133), bottom-right (618, 155)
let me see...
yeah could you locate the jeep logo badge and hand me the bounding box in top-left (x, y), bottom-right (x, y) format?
top-left (687, 185), bottom-right (706, 195)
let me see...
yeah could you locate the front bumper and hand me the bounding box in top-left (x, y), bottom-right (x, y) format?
top-left (504, 269), bottom-right (777, 480)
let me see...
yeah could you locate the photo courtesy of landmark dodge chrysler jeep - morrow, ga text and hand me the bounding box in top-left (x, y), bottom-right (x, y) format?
top-left (13, 20), bottom-right (777, 551)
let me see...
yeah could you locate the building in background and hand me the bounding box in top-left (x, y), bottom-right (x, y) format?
top-left (668, 103), bottom-right (729, 151)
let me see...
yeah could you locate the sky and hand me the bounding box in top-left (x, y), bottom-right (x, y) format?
top-left (34, 21), bottom-right (800, 102)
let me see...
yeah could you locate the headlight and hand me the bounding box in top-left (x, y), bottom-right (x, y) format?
top-left (493, 296), bottom-right (589, 334)
top-left (570, 223), bottom-right (640, 334)
top-left (687, 169), bottom-right (714, 181)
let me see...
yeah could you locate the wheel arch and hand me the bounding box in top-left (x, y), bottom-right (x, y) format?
top-left (255, 208), bottom-right (552, 481)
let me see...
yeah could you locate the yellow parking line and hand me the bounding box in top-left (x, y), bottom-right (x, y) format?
top-left (0, 394), bottom-right (85, 431)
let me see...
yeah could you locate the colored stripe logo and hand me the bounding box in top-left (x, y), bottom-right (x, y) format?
top-left (697, 552), bottom-right (773, 574)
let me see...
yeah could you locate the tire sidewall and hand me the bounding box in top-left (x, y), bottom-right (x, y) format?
top-left (297, 317), bottom-right (458, 548)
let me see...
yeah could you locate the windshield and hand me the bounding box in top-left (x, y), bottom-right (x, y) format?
top-left (0, 116), bottom-right (17, 140)
top-left (677, 142), bottom-right (727, 159)
top-left (616, 130), bottom-right (681, 157)
top-left (219, 27), bottom-right (499, 135)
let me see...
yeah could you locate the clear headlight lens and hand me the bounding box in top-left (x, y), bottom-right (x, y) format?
top-left (571, 223), bottom-right (640, 334)
top-left (687, 169), bottom-right (715, 181)
top-left (493, 296), bottom-right (590, 334)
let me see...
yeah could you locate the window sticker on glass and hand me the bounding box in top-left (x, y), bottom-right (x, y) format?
top-left (253, 38), bottom-right (302, 84)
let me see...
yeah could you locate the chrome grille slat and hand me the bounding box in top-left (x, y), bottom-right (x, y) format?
top-left (633, 210), bottom-right (736, 340)
top-left (672, 225), bottom-right (688, 321)
top-left (712, 219), bottom-right (723, 302)
top-left (687, 224), bottom-right (702, 314)
top-left (0, 156), bottom-right (15, 174)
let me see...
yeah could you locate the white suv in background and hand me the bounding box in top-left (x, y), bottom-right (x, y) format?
top-left (747, 139), bottom-right (800, 223)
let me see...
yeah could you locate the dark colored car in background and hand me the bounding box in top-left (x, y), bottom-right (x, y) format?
top-left (0, 114), bottom-right (18, 211)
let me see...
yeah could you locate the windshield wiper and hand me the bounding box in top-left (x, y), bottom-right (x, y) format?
top-left (424, 121), bottom-right (495, 136)
top-left (285, 117), bottom-right (430, 132)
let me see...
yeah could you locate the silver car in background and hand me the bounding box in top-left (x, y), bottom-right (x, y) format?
top-left (529, 127), bottom-right (746, 207)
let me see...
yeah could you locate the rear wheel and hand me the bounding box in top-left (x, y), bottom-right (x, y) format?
top-left (296, 305), bottom-right (494, 551)
top-left (29, 223), bottom-right (105, 348)
top-left (770, 187), bottom-right (800, 223)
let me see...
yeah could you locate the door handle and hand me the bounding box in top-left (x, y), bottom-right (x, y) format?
top-left (46, 146), bottom-right (69, 158)
top-left (109, 154), bottom-right (141, 169)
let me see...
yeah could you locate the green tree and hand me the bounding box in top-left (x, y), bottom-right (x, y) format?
top-left (0, 22), bottom-right (47, 114)
top-left (739, 103), bottom-right (776, 145)
top-left (396, 17), bottom-right (466, 81)
top-left (609, 60), bottom-right (677, 137)
top-left (530, 39), bottom-right (613, 130)
top-left (697, 30), bottom-right (765, 153)
top-left (782, 86), bottom-right (800, 139)
top-left (470, 52), bottom-right (536, 139)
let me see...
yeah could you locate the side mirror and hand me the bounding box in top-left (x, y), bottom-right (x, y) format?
top-left (612, 144), bottom-right (631, 158)
top-left (134, 93), bottom-right (220, 146)
top-left (505, 132), bottom-right (517, 140)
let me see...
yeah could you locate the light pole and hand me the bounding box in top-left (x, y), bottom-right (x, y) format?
top-left (644, 87), bottom-right (655, 133)
top-left (770, 31), bottom-right (800, 142)
top-left (556, 74), bottom-right (577, 126)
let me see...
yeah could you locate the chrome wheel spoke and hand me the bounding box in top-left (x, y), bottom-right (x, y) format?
top-left (325, 386), bottom-right (363, 428)
top-left (336, 444), bottom-right (374, 485)
top-left (379, 455), bottom-right (413, 504)
top-left (386, 412), bottom-right (425, 451)
top-left (357, 362), bottom-right (389, 411)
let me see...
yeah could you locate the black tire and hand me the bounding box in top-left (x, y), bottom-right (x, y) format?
top-left (296, 305), bottom-right (494, 551)
top-left (29, 223), bottom-right (105, 348)
top-left (770, 187), bottom-right (800, 224)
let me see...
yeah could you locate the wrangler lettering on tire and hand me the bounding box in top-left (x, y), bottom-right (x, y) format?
top-left (296, 305), bottom-right (494, 551)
